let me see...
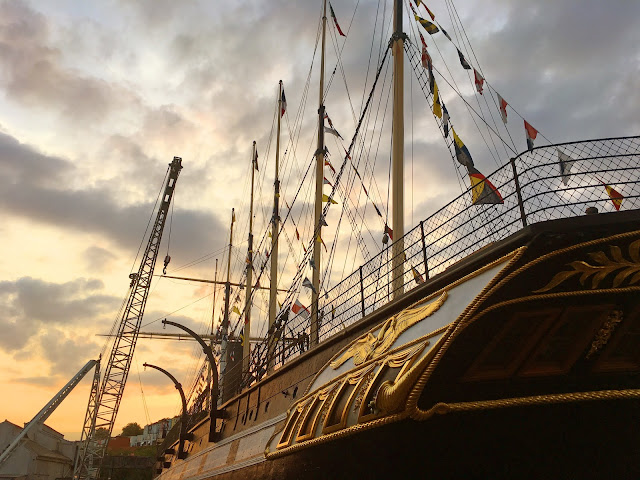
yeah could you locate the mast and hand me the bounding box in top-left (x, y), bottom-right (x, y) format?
top-left (244, 141), bottom-right (256, 375)
top-left (219, 208), bottom-right (234, 401)
top-left (311, 0), bottom-right (327, 346)
top-left (268, 81), bottom-right (283, 369)
top-left (207, 258), bottom-right (218, 409)
top-left (391, 0), bottom-right (405, 298)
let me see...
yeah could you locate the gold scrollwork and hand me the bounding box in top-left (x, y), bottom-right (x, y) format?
top-left (534, 240), bottom-right (640, 293)
top-left (586, 309), bottom-right (624, 359)
top-left (330, 291), bottom-right (448, 369)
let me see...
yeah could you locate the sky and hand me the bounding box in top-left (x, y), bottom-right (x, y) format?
top-left (0, 0), bottom-right (638, 441)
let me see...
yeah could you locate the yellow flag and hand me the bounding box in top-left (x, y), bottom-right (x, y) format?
top-left (232, 306), bottom-right (241, 315)
top-left (432, 81), bottom-right (442, 118)
top-left (322, 194), bottom-right (338, 204)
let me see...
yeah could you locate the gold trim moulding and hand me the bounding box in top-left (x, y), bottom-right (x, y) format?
top-left (412, 388), bottom-right (640, 421)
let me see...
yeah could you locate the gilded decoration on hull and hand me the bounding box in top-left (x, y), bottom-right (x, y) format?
top-left (534, 240), bottom-right (640, 293)
top-left (330, 291), bottom-right (448, 369)
top-left (586, 309), bottom-right (624, 359)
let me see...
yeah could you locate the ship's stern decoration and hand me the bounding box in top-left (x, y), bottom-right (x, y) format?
top-left (265, 250), bottom-right (523, 458)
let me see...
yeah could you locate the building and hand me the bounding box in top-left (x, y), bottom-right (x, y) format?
top-left (0, 420), bottom-right (76, 480)
top-left (129, 417), bottom-right (178, 447)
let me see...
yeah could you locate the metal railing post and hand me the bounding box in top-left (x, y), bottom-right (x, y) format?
top-left (510, 157), bottom-right (528, 227)
top-left (359, 266), bottom-right (366, 319)
top-left (419, 221), bottom-right (429, 280)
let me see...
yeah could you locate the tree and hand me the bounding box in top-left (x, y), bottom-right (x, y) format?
top-left (121, 422), bottom-right (144, 436)
top-left (94, 427), bottom-right (110, 441)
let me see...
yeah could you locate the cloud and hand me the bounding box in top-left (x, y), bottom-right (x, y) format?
top-left (0, 1), bottom-right (141, 123)
top-left (39, 329), bottom-right (101, 376)
top-left (0, 276), bottom-right (118, 352)
top-left (84, 246), bottom-right (117, 271)
top-left (0, 130), bottom-right (227, 263)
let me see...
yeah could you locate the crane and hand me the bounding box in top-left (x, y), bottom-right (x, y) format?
top-left (73, 157), bottom-right (183, 479)
top-left (0, 359), bottom-right (99, 469)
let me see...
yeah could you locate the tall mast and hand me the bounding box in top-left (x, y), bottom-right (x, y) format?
top-left (268, 81), bottom-right (283, 368)
top-left (311, 0), bottom-right (327, 346)
top-left (207, 258), bottom-right (218, 409)
top-left (219, 208), bottom-right (235, 401)
top-left (391, 0), bottom-right (405, 298)
top-left (244, 141), bottom-right (256, 375)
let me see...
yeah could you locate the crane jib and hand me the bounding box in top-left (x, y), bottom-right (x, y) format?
top-left (73, 157), bottom-right (183, 480)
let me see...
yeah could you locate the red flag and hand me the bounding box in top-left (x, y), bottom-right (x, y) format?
top-left (324, 159), bottom-right (336, 174)
top-left (292, 300), bottom-right (311, 318)
top-left (419, 33), bottom-right (427, 49)
top-left (474, 69), bottom-right (484, 95)
top-left (524, 120), bottom-right (538, 151)
top-left (599, 179), bottom-right (624, 211)
top-left (329, 3), bottom-right (346, 37)
top-left (254, 149), bottom-right (259, 171)
top-left (281, 89), bottom-right (287, 117)
top-left (295, 228), bottom-right (300, 240)
top-left (384, 223), bottom-right (394, 241)
top-left (498, 94), bottom-right (508, 124)
top-left (423, 4), bottom-right (435, 20)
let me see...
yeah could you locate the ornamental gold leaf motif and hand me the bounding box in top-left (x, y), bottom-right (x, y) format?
top-left (534, 240), bottom-right (640, 293)
top-left (330, 291), bottom-right (448, 369)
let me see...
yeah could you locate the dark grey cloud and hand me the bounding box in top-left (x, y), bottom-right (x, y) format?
top-left (0, 2), bottom-right (139, 123)
top-left (0, 130), bottom-right (227, 267)
top-left (39, 328), bottom-right (100, 376)
top-left (0, 276), bottom-right (118, 352)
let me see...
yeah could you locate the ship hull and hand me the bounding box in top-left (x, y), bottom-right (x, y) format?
top-left (156, 210), bottom-right (640, 480)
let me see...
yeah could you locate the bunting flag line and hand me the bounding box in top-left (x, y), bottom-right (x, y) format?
top-left (498, 94), bottom-right (508, 125)
top-left (323, 177), bottom-right (332, 186)
top-left (432, 80), bottom-right (442, 118)
top-left (302, 277), bottom-right (317, 294)
top-left (317, 234), bottom-right (328, 252)
top-left (419, 32), bottom-right (427, 49)
top-left (322, 193), bottom-right (338, 204)
top-left (442, 103), bottom-right (450, 138)
top-left (415, 15), bottom-right (439, 34)
top-left (232, 305), bottom-right (241, 315)
top-left (457, 48), bottom-right (471, 69)
top-left (384, 223), bottom-right (394, 240)
top-left (324, 159), bottom-right (336, 174)
top-left (240, 329), bottom-right (245, 347)
top-left (524, 120), bottom-right (538, 151)
top-left (329, 3), bottom-right (346, 37)
top-left (324, 126), bottom-right (343, 139)
top-left (441, 26), bottom-right (452, 41)
top-left (557, 149), bottom-right (575, 186)
top-left (320, 216), bottom-right (328, 227)
top-left (468, 166), bottom-right (504, 205)
top-left (254, 149), bottom-right (259, 171)
top-left (325, 113), bottom-right (336, 129)
top-left (281, 89), bottom-right (287, 117)
top-left (295, 227), bottom-right (300, 240)
top-left (423, 3), bottom-right (435, 20)
top-left (474, 69), bottom-right (484, 95)
top-left (452, 128), bottom-right (474, 168)
top-left (411, 266), bottom-right (425, 284)
top-left (373, 203), bottom-right (383, 217)
top-left (292, 300), bottom-right (311, 319)
top-left (600, 180), bottom-right (624, 211)
top-left (422, 44), bottom-right (434, 94)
